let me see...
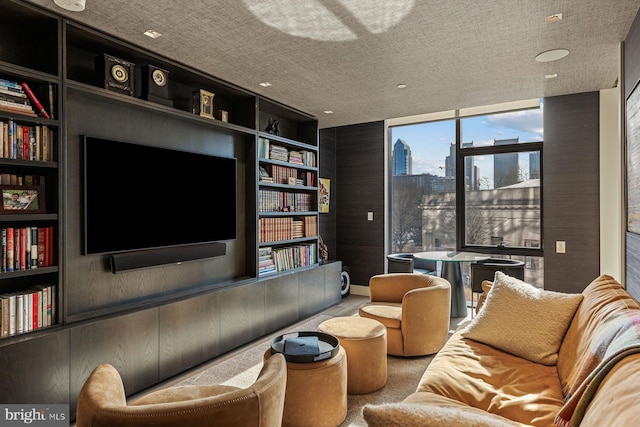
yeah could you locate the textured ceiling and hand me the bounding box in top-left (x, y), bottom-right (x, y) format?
top-left (24, 0), bottom-right (640, 129)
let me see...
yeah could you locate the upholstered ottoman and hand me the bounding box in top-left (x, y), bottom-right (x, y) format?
top-left (264, 345), bottom-right (347, 427)
top-left (318, 316), bottom-right (387, 394)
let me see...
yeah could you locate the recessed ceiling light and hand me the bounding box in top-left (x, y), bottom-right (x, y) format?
top-left (144, 30), bottom-right (162, 39)
top-left (397, 83), bottom-right (407, 89)
top-left (324, 110), bottom-right (334, 114)
top-left (259, 82), bottom-right (272, 87)
top-left (535, 48), bottom-right (569, 62)
top-left (545, 73), bottom-right (558, 79)
top-left (54, 0), bottom-right (85, 11)
top-left (546, 13), bottom-right (563, 24)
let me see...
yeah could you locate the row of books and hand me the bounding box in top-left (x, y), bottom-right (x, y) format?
top-left (259, 216), bottom-right (317, 243)
top-left (0, 77), bottom-right (53, 119)
top-left (259, 189), bottom-right (313, 212)
top-left (258, 138), bottom-right (317, 167)
top-left (1, 226), bottom-right (55, 273)
top-left (0, 284), bottom-right (56, 337)
top-left (258, 243), bottom-right (318, 275)
top-left (259, 165), bottom-right (316, 188)
top-left (0, 120), bottom-right (54, 161)
top-left (0, 173), bottom-right (46, 186)
top-left (293, 216), bottom-right (317, 239)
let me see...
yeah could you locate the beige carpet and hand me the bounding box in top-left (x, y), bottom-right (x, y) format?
top-left (171, 313), bottom-right (437, 426)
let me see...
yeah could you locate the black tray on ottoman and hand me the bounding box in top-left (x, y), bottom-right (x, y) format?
top-left (270, 331), bottom-right (340, 363)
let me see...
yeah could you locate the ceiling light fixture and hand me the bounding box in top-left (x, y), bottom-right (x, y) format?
top-left (397, 83), bottom-right (407, 89)
top-left (54, 0), bottom-right (85, 11)
top-left (144, 30), bottom-right (162, 39)
top-left (535, 48), bottom-right (569, 62)
top-left (323, 110), bottom-right (334, 114)
top-left (259, 82), bottom-right (272, 87)
top-left (546, 13), bottom-right (563, 23)
top-left (545, 73), bottom-right (558, 79)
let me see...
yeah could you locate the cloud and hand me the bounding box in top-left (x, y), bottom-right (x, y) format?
top-left (485, 108), bottom-right (543, 137)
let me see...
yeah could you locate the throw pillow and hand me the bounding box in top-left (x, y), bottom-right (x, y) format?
top-left (461, 271), bottom-right (583, 365)
top-left (362, 402), bottom-right (522, 427)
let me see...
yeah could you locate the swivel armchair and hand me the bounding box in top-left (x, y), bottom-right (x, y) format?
top-left (358, 273), bottom-right (451, 356)
top-left (76, 353), bottom-right (287, 427)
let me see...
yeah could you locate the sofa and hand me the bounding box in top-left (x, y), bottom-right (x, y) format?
top-left (362, 273), bottom-right (640, 427)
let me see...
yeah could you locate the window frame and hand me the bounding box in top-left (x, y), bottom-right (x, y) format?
top-left (455, 119), bottom-right (544, 257)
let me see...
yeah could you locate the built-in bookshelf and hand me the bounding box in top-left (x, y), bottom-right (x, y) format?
top-left (0, 0), bottom-right (338, 413)
top-left (0, 0), bottom-right (61, 340)
top-left (257, 133), bottom-right (319, 276)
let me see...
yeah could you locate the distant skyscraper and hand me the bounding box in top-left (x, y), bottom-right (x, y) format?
top-left (529, 151), bottom-right (540, 179)
top-left (494, 138), bottom-right (519, 187)
top-left (445, 142), bottom-right (478, 190)
top-left (392, 139), bottom-right (412, 175)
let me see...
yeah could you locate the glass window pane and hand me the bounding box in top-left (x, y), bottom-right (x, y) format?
top-left (390, 120), bottom-right (456, 252)
top-left (460, 106), bottom-right (543, 147)
top-left (464, 152), bottom-right (541, 248)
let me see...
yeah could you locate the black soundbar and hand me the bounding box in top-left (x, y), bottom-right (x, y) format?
top-left (109, 242), bottom-right (226, 273)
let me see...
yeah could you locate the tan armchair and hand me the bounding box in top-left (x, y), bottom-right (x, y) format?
top-left (358, 273), bottom-right (451, 357)
top-left (76, 353), bottom-right (287, 427)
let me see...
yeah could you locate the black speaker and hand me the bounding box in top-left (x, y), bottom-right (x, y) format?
top-left (109, 242), bottom-right (226, 273)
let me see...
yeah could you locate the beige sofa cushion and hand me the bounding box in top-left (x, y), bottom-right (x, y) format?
top-left (557, 274), bottom-right (640, 394)
top-left (363, 396), bottom-right (524, 427)
top-left (461, 271), bottom-right (583, 365)
top-left (415, 328), bottom-right (565, 426)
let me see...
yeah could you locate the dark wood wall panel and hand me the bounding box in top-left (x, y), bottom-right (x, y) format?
top-left (158, 292), bottom-right (221, 379)
top-left (64, 90), bottom-right (248, 319)
top-left (217, 282), bottom-right (267, 353)
top-left (543, 92), bottom-right (601, 293)
top-left (69, 309), bottom-right (159, 416)
top-left (335, 122), bottom-right (386, 285)
top-left (319, 128), bottom-right (338, 259)
top-left (298, 265), bottom-right (333, 318)
top-left (265, 273), bottom-right (300, 331)
top-left (0, 332), bottom-right (69, 404)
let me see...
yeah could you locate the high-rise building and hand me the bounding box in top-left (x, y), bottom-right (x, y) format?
top-left (494, 138), bottom-right (519, 187)
top-left (392, 139), bottom-right (412, 175)
top-left (529, 151), bottom-right (540, 179)
top-left (445, 141), bottom-right (478, 190)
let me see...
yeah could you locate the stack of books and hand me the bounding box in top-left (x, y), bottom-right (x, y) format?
top-left (258, 247), bottom-right (276, 275)
top-left (268, 144), bottom-right (288, 162)
top-left (288, 150), bottom-right (304, 165)
top-left (0, 79), bottom-right (36, 117)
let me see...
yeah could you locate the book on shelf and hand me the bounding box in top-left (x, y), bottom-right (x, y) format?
top-left (21, 82), bottom-right (50, 119)
top-left (1, 226), bottom-right (54, 273)
top-left (0, 284), bottom-right (56, 337)
top-left (268, 144), bottom-right (289, 162)
top-left (258, 246), bottom-right (276, 275)
top-left (259, 165), bottom-right (273, 182)
top-left (0, 120), bottom-right (54, 160)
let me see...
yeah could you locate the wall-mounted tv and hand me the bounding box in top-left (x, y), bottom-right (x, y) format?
top-left (83, 135), bottom-right (237, 255)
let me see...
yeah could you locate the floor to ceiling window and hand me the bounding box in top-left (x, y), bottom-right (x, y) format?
top-left (388, 99), bottom-right (544, 288)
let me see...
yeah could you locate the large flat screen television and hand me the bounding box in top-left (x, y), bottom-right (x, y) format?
top-left (83, 135), bottom-right (237, 255)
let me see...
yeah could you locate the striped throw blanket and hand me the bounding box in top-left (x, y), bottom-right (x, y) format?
top-left (555, 311), bottom-right (640, 427)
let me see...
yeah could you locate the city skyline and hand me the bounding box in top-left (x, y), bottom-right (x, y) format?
top-left (390, 103), bottom-right (543, 188)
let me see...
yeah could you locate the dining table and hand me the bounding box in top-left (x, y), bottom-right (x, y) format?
top-left (413, 251), bottom-right (490, 317)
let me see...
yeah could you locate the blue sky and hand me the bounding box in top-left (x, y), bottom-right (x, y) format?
top-left (390, 102), bottom-right (543, 186)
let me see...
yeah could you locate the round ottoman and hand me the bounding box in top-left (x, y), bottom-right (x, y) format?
top-left (264, 346), bottom-right (347, 427)
top-left (318, 316), bottom-right (387, 394)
